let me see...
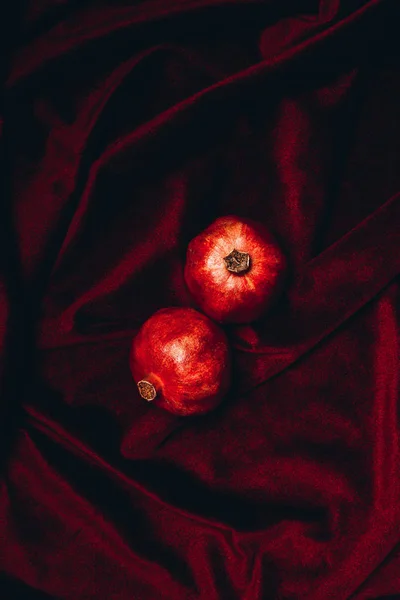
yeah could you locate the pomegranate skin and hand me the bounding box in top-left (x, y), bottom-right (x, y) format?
top-left (184, 215), bottom-right (287, 324)
top-left (130, 307), bottom-right (231, 416)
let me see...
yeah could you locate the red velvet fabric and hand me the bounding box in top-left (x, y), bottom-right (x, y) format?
top-left (1, 1), bottom-right (400, 598)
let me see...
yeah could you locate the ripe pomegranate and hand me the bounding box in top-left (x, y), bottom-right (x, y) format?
top-left (184, 215), bottom-right (287, 324)
top-left (130, 307), bottom-right (231, 416)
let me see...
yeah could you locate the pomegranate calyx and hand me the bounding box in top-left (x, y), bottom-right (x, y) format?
top-left (223, 249), bottom-right (250, 274)
top-left (137, 380), bottom-right (157, 401)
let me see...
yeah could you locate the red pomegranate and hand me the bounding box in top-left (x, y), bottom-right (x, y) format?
top-left (184, 215), bottom-right (287, 323)
top-left (130, 307), bottom-right (231, 416)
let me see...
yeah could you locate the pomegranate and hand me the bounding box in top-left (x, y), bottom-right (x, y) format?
top-left (184, 215), bottom-right (287, 323)
top-left (130, 307), bottom-right (231, 416)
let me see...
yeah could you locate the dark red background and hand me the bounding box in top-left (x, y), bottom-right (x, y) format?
top-left (1, 1), bottom-right (400, 598)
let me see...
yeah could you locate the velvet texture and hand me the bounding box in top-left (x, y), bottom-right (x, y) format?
top-left (1, 1), bottom-right (400, 598)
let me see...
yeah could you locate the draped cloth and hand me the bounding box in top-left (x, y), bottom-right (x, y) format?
top-left (1, 1), bottom-right (400, 598)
